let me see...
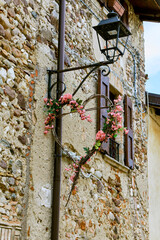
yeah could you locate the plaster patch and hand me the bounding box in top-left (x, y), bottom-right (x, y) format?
top-left (38, 184), bottom-right (52, 208)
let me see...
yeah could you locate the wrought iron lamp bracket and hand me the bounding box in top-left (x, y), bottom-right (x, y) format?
top-left (47, 60), bottom-right (112, 99)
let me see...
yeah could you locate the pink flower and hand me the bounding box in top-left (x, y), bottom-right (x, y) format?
top-left (116, 105), bottom-right (123, 111)
top-left (59, 93), bottom-right (73, 104)
top-left (118, 95), bottom-right (122, 102)
top-left (124, 129), bottom-right (129, 134)
top-left (44, 130), bottom-right (48, 134)
top-left (70, 175), bottom-right (75, 182)
top-left (96, 130), bottom-right (106, 142)
top-left (117, 124), bottom-right (122, 129)
top-left (44, 98), bottom-right (48, 103)
top-left (65, 167), bottom-right (72, 171)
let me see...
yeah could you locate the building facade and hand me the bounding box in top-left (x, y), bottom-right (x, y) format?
top-left (1, 0), bottom-right (159, 239)
top-left (148, 93), bottom-right (160, 240)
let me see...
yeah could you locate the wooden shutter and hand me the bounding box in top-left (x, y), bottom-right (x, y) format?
top-left (97, 70), bottom-right (109, 153)
top-left (124, 95), bottom-right (134, 169)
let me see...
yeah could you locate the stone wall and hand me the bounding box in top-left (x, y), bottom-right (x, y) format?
top-left (0, 0), bottom-right (148, 239)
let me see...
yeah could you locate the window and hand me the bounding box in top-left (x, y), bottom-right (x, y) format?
top-left (97, 70), bottom-right (134, 168)
top-left (97, 69), bottom-right (120, 161)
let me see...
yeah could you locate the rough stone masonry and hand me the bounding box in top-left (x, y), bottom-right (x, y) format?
top-left (0, 0), bottom-right (148, 239)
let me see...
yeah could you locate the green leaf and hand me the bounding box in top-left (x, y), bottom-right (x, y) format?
top-left (96, 140), bottom-right (101, 147)
top-left (76, 98), bottom-right (83, 105)
top-left (114, 134), bottom-right (117, 138)
top-left (83, 147), bottom-right (90, 154)
top-left (71, 109), bottom-right (76, 113)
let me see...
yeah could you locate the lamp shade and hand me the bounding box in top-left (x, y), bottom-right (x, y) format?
top-left (93, 12), bottom-right (131, 62)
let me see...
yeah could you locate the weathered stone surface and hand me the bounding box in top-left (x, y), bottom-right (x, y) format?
top-left (0, 68), bottom-right (7, 80)
top-left (0, 14), bottom-right (11, 29)
top-left (64, 52), bottom-right (71, 67)
top-left (18, 135), bottom-right (27, 145)
top-left (0, 0), bottom-right (5, 6)
top-left (5, 28), bottom-right (11, 40)
top-left (7, 177), bottom-right (15, 185)
top-left (40, 29), bottom-right (52, 42)
top-left (115, 215), bottom-right (120, 224)
top-left (14, 109), bottom-right (21, 117)
top-left (21, 0), bottom-right (28, 6)
top-left (4, 85), bottom-right (16, 101)
top-left (17, 92), bottom-right (26, 110)
top-left (12, 28), bottom-right (20, 36)
top-left (108, 211), bottom-right (115, 221)
top-left (113, 206), bottom-right (120, 213)
top-left (1, 49), bottom-right (9, 58)
top-left (24, 121), bottom-right (30, 129)
top-left (0, 160), bottom-right (7, 169)
top-left (12, 47), bottom-right (21, 58)
top-left (97, 180), bottom-right (103, 193)
top-left (4, 0), bottom-right (11, 5)
top-left (112, 198), bottom-right (121, 206)
top-left (7, 67), bottom-right (15, 79)
top-left (1, 41), bottom-right (11, 52)
top-left (0, 24), bottom-right (5, 36)
top-left (8, 8), bottom-right (15, 18)
top-left (31, 11), bottom-right (37, 19)
top-left (29, 0), bottom-right (34, 9)
top-left (8, 54), bottom-right (17, 64)
top-left (13, 0), bottom-right (20, 5)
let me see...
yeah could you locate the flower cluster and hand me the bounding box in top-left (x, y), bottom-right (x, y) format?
top-left (44, 94), bottom-right (92, 134)
top-left (59, 94), bottom-right (72, 104)
top-left (96, 130), bottom-right (106, 142)
top-left (102, 95), bottom-right (128, 139)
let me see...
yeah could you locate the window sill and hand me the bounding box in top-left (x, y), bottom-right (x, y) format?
top-left (103, 154), bottom-right (130, 173)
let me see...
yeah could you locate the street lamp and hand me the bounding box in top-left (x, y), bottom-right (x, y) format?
top-left (48, 11), bottom-right (131, 98)
top-left (93, 11), bottom-right (131, 62)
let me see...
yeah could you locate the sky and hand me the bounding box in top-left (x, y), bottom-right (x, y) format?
top-left (144, 22), bottom-right (160, 94)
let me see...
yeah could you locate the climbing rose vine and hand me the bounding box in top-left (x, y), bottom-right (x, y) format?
top-left (44, 94), bottom-right (128, 205)
top-left (44, 94), bottom-right (92, 134)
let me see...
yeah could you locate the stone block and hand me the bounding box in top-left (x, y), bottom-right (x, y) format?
top-left (8, 8), bottom-right (15, 18)
top-left (12, 47), bottom-right (21, 58)
top-left (18, 135), bottom-right (27, 145)
top-left (5, 29), bottom-right (12, 40)
top-left (0, 67), bottom-right (7, 80)
top-left (4, 0), bottom-right (11, 5)
top-left (4, 85), bottom-right (16, 101)
top-left (14, 109), bottom-right (21, 117)
top-left (1, 41), bottom-right (11, 52)
top-left (13, 0), bottom-right (20, 5)
top-left (0, 14), bottom-right (12, 29)
top-left (0, 160), bottom-right (7, 169)
top-left (24, 121), bottom-right (30, 129)
top-left (0, 24), bottom-right (5, 36)
top-left (0, 0), bottom-right (5, 6)
top-left (7, 67), bottom-right (15, 79)
top-left (17, 92), bottom-right (26, 110)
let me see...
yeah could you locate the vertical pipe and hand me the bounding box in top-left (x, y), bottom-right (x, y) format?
top-left (51, 1), bottom-right (66, 240)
